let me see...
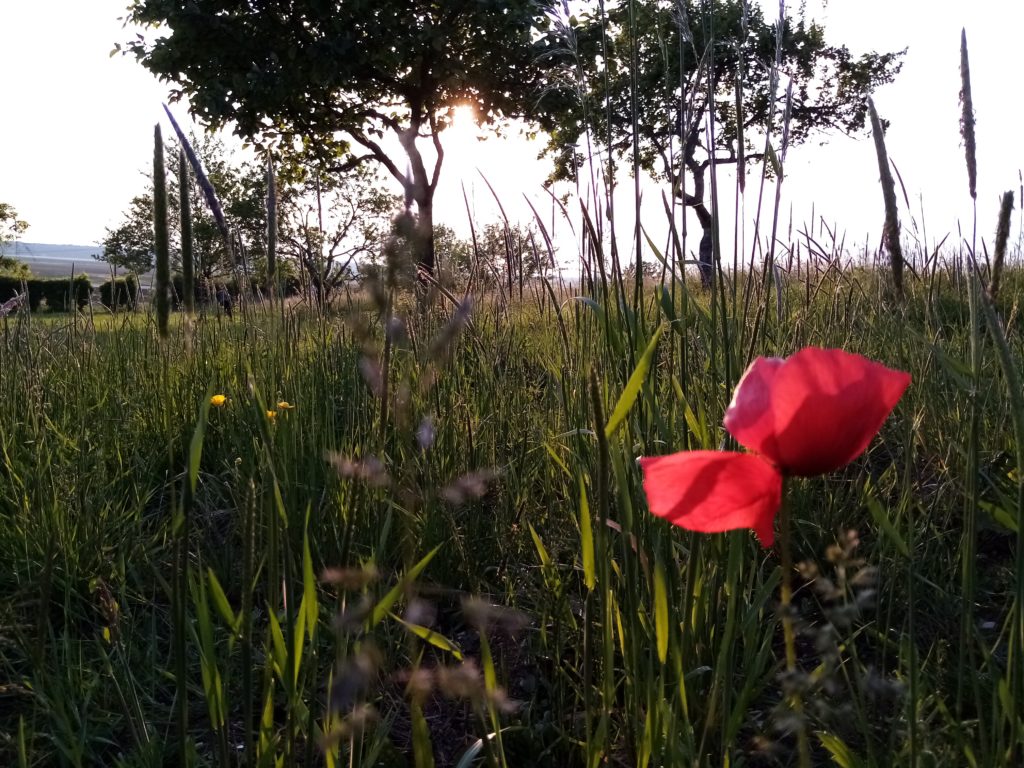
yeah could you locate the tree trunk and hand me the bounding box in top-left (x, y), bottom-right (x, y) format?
top-left (692, 203), bottom-right (714, 289)
top-left (398, 116), bottom-right (438, 280)
top-left (675, 156), bottom-right (715, 289)
top-left (415, 199), bottom-right (435, 279)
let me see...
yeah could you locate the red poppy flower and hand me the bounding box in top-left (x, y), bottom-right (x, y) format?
top-left (641, 348), bottom-right (910, 546)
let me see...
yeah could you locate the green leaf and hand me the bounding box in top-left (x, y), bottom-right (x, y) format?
top-left (390, 613), bottom-right (463, 660)
top-left (815, 731), bottom-right (863, 768)
top-left (865, 491), bottom-right (910, 558)
top-left (267, 606), bottom-right (287, 674)
top-left (528, 523), bottom-right (552, 569)
top-left (653, 559), bottom-right (669, 664)
top-left (980, 500), bottom-right (1019, 533)
top-left (206, 569), bottom-right (238, 634)
top-left (604, 323), bottom-right (666, 439)
top-left (369, 544), bottom-right (442, 629)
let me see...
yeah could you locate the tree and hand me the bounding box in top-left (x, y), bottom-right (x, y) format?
top-left (277, 163), bottom-right (399, 305)
top-left (99, 194), bottom-right (158, 274)
top-left (124, 0), bottom-right (552, 277)
top-left (434, 224), bottom-right (475, 287)
top-left (0, 202), bottom-right (29, 276)
top-left (534, 1), bottom-right (903, 284)
top-left (97, 133), bottom-right (268, 280)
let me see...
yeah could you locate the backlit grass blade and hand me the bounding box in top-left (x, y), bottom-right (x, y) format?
top-left (390, 613), bottom-right (464, 660)
top-left (654, 558), bottom-right (669, 664)
top-left (369, 544), bottom-right (442, 629)
top-left (604, 323), bottom-right (665, 439)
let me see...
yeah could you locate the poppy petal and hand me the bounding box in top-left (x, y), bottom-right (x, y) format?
top-left (725, 348), bottom-right (911, 476)
top-left (640, 451), bottom-right (783, 546)
top-left (722, 356), bottom-right (785, 461)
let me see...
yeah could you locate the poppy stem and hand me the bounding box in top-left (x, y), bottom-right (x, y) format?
top-left (779, 491), bottom-right (797, 671)
top-left (778, 483), bottom-right (811, 768)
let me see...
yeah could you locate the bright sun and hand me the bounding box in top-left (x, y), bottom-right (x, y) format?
top-left (451, 104), bottom-right (476, 132)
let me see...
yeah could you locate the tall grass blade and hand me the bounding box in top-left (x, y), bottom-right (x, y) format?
top-left (153, 124), bottom-right (171, 337)
top-left (179, 148), bottom-right (195, 315)
top-left (603, 323), bottom-right (665, 439)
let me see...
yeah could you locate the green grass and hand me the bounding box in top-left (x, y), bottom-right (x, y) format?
top-left (0, 257), bottom-right (1022, 766)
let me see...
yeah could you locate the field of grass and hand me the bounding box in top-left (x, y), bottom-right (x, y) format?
top-left (0, 242), bottom-right (1022, 766)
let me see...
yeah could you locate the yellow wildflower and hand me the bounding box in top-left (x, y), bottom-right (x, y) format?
top-left (210, 394), bottom-right (228, 407)
top-left (277, 400), bottom-right (295, 410)
top-left (266, 410), bottom-right (278, 421)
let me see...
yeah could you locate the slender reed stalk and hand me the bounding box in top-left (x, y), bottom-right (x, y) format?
top-left (153, 125), bottom-right (171, 338)
top-left (179, 148), bottom-right (195, 316)
top-left (266, 154), bottom-right (278, 300)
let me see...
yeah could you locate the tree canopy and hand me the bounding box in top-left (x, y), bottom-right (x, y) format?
top-left (534, 1), bottom-right (904, 282)
top-left (0, 202), bottom-right (30, 276)
top-left (124, 0), bottom-right (553, 276)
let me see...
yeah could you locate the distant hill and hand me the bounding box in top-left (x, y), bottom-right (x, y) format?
top-left (5, 242), bottom-right (101, 261)
top-left (3, 241), bottom-right (118, 280)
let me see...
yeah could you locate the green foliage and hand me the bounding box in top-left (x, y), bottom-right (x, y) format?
top-left (98, 276), bottom-right (139, 309)
top-left (1, 261), bottom-right (1024, 764)
top-left (266, 154), bottom-right (278, 288)
top-left (97, 194), bottom-right (157, 274)
top-left (0, 274), bottom-right (91, 312)
top-left (437, 221), bottom-right (551, 292)
top-left (169, 273), bottom-right (301, 308)
top-left (99, 131), bottom-right (271, 280)
top-left (124, 0), bottom-right (552, 273)
top-left (0, 255), bottom-right (30, 278)
top-left (0, 201), bottom-right (29, 253)
top-left (0, 202), bottom-right (30, 276)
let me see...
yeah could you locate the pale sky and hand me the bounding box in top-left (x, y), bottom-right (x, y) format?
top-left (2, 0), bottom-right (1022, 266)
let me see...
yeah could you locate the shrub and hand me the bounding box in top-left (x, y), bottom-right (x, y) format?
top-left (0, 275), bottom-right (91, 312)
top-left (171, 273), bottom-right (302, 309)
top-left (99, 276), bottom-right (139, 309)
top-left (0, 275), bottom-right (30, 308)
top-left (36, 276), bottom-right (92, 312)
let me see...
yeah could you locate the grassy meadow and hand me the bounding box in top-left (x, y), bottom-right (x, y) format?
top-left (1, 240), bottom-right (1022, 766)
